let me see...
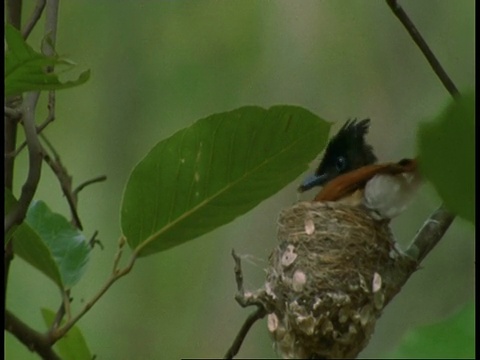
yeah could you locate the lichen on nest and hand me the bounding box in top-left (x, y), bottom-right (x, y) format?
top-left (264, 201), bottom-right (415, 359)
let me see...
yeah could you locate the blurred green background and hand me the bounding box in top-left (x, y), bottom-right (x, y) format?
top-left (6, 1), bottom-right (474, 359)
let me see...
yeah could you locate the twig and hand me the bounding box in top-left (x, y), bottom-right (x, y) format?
top-left (231, 249), bottom-right (267, 308)
top-left (74, 175), bottom-right (108, 198)
top-left (88, 230), bottom-right (104, 250)
top-left (386, 0), bottom-right (460, 98)
top-left (42, 0), bottom-right (59, 58)
top-left (42, 148), bottom-right (83, 230)
top-left (49, 247), bottom-right (138, 344)
top-left (5, 310), bottom-right (61, 360)
top-left (7, 92), bottom-right (56, 159)
top-left (225, 250), bottom-right (269, 359)
top-left (4, 92), bottom-right (43, 233)
top-left (223, 306), bottom-right (267, 360)
top-left (22, 0), bottom-right (46, 39)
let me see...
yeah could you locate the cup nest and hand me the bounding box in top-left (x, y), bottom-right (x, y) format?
top-left (264, 201), bottom-right (414, 359)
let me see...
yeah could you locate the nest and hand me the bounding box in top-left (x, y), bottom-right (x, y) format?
top-left (264, 201), bottom-right (415, 359)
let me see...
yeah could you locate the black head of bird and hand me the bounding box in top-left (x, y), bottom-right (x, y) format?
top-left (298, 118), bottom-right (377, 192)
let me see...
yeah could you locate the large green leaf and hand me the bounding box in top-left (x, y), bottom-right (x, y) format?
top-left (4, 24), bottom-right (90, 97)
top-left (25, 201), bottom-right (90, 288)
top-left (5, 190), bottom-right (63, 288)
top-left (121, 105), bottom-right (331, 256)
top-left (417, 91), bottom-right (475, 224)
top-left (389, 302), bottom-right (474, 359)
top-left (42, 308), bottom-right (92, 360)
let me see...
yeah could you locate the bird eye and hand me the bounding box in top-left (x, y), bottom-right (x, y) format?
top-left (335, 156), bottom-right (347, 172)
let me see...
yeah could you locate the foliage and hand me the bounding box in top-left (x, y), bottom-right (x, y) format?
top-left (4, 24), bottom-right (90, 97)
top-left (389, 302), bottom-right (475, 359)
top-left (4, 2), bottom-right (474, 359)
top-left (417, 92), bottom-right (475, 224)
top-left (121, 106), bottom-right (330, 256)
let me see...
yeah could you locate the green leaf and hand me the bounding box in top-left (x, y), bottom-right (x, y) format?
top-left (25, 201), bottom-right (90, 288)
top-left (390, 302), bottom-right (474, 359)
top-left (4, 24), bottom-right (90, 96)
top-left (121, 105), bottom-right (331, 256)
top-left (417, 91), bottom-right (475, 224)
top-left (5, 190), bottom-right (63, 288)
top-left (41, 308), bottom-right (93, 360)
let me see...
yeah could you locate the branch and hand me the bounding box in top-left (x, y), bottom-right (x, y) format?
top-left (5, 310), bottom-right (61, 360)
top-left (73, 175), bottom-right (108, 199)
top-left (22, 0), bottom-right (46, 39)
top-left (405, 205), bottom-right (456, 263)
top-left (223, 306), bottom-right (267, 360)
top-left (50, 244), bottom-right (137, 344)
top-left (386, 0), bottom-right (460, 98)
top-left (6, 0), bottom-right (22, 29)
top-left (8, 92), bottom-right (56, 159)
top-left (4, 92), bottom-right (43, 233)
top-left (42, 145), bottom-right (83, 230)
top-left (225, 250), bottom-right (269, 359)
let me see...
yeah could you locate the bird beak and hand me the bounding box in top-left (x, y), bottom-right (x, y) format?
top-left (297, 173), bottom-right (330, 193)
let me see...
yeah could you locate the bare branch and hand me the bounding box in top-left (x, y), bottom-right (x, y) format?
top-left (406, 205), bottom-right (456, 263)
top-left (42, 148), bottom-right (83, 230)
top-left (42, 0), bottom-right (59, 57)
top-left (4, 92), bottom-right (43, 233)
top-left (225, 250), bottom-right (269, 359)
top-left (88, 230), bottom-right (104, 250)
top-left (231, 249), bottom-right (267, 309)
top-left (386, 0), bottom-right (460, 98)
top-left (8, 92), bottom-right (56, 159)
top-left (22, 0), bottom-right (46, 39)
top-left (5, 310), bottom-right (61, 360)
top-left (223, 306), bottom-right (267, 360)
top-left (50, 247), bottom-right (138, 343)
top-left (74, 175), bottom-right (108, 198)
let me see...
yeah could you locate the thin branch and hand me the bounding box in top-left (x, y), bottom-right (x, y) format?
top-left (225, 250), bottom-right (269, 359)
top-left (42, 0), bottom-right (59, 58)
top-left (223, 306), bottom-right (267, 360)
top-left (386, 0), bottom-right (460, 98)
top-left (22, 0), bottom-right (46, 39)
top-left (42, 148), bottom-right (83, 230)
top-left (4, 92), bottom-right (43, 233)
top-left (231, 249), bottom-right (267, 308)
top-left (7, 92), bottom-right (56, 159)
top-left (73, 175), bottom-right (108, 198)
top-left (88, 230), bottom-right (104, 250)
top-left (5, 310), bottom-right (61, 360)
top-left (49, 247), bottom-right (138, 344)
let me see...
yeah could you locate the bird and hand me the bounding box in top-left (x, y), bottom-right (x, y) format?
top-left (297, 118), bottom-right (377, 193)
top-left (298, 119), bottom-right (421, 219)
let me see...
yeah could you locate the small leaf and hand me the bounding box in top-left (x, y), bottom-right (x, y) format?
top-left (390, 302), bottom-right (474, 358)
top-left (5, 190), bottom-right (63, 288)
top-left (417, 91), bottom-right (475, 224)
top-left (25, 201), bottom-right (90, 288)
top-left (41, 308), bottom-right (93, 360)
top-left (121, 105), bottom-right (331, 256)
top-left (4, 24), bottom-right (90, 96)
